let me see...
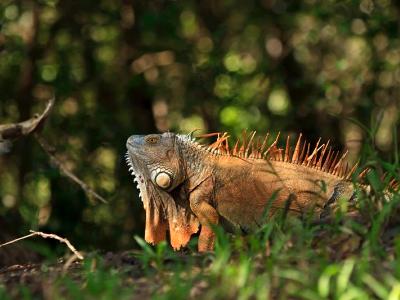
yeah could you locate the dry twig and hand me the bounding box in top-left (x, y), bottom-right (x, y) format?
top-left (34, 133), bottom-right (108, 204)
top-left (0, 98), bottom-right (55, 141)
top-left (0, 230), bottom-right (84, 260)
top-left (0, 96), bottom-right (107, 204)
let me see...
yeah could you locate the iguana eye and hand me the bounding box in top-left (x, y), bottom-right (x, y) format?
top-left (145, 135), bottom-right (160, 145)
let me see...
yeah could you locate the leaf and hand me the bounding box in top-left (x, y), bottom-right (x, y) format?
top-left (366, 169), bottom-right (383, 193)
top-left (362, 274), bottom-right (389, 299)
top-left (337, 258), bottom-right (355, 295)
top-left (318, 264), bottom-right (339, 297)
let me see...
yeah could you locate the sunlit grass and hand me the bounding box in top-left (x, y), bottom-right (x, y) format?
top-left (3, 132), bottom-right (400, 299)
top-left (5, 177), bottom-right (400, 299)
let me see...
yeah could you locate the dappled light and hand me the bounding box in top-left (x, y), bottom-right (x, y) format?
top-left (0, 0), bottom-right (400, 298)
top-left (0, 0), bottom-right (399, 252)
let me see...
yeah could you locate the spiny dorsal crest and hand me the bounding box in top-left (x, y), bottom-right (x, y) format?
top-left (195, 130), bottom-right (367, 181)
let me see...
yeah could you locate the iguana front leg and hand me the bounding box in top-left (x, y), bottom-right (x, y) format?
top-left (189, 176), bottom-right (218, 252)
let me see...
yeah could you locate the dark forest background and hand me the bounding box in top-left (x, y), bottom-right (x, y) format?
top-left (0, 0), bottom-right (399, 259)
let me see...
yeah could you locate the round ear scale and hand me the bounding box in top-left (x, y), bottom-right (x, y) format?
top-left (155, 172), bottom-right (172, 189)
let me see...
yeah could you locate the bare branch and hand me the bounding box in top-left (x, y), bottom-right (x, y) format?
top-left (34, 133), bottom-right (108, 204)
top-left (0, 96), bottom-right (107, 204)
top-left (0, 230), bottom-right (84, 260)
top-left (0, 97), bottom-right (55, 141)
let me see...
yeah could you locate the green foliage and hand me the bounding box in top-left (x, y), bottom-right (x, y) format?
top-left (3, 174), bottom-right (400, 299)
top-left (0, 0), bottom-right (399, 253)
top-left (0, 285), bottom-right (10, 300)
top-left (1, 0), bottom-right (400, 298)
top-left (134, 236), bottom-right (173, 270)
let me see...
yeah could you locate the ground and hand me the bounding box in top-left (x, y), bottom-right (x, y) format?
top-left (1, 201), bottom-right (400, 300)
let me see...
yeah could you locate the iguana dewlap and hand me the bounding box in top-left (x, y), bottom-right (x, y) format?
top-left (125, 131), bottom-right (371, 251)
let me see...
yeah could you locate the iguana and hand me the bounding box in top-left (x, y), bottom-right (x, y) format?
top-left (125, 131), bottom-right (396, 251)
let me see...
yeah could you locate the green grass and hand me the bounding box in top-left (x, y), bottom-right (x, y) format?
top-left (3, 136), bottom-right (400, 299)
top-left (4, 184), bottom-right (400, 299)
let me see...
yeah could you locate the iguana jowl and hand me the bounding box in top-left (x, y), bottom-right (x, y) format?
top-left (125, 131), bottom-right (389, 251)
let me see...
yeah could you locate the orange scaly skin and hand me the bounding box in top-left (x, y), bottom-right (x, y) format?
top-left (125, 132), bottom-right (380, 252)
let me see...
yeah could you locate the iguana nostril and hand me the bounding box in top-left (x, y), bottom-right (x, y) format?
top-left (126, 135), bottom-right (145, 148)
top-left (126, 136), bottom-right (135, 147)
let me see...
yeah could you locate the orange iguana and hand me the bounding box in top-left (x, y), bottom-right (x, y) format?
top-left (125, 131), bottom-right (396, 251)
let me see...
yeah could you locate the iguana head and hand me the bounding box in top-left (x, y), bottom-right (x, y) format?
top-left (125, 132), bottom-right (199, 249)
top-left (126, 132), bottom-right (186, 192)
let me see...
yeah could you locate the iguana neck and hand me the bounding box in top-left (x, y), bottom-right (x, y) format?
top-left (176, 135), bottom-right (216, 189)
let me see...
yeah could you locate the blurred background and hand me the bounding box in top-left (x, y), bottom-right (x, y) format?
top-left (0, 0), bottom-right (399, 259)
